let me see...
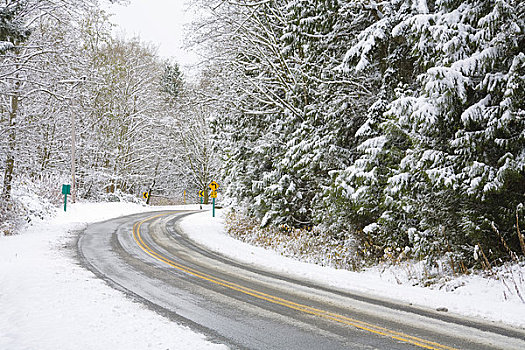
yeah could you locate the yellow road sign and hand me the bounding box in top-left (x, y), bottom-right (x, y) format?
top-left (142, 192), bottom-right (149, 199)
top-left (210, 190), bottom-right (218, 198)
top-left (209, 181), bottom-right (219, 190)
top-left (198, 190), bottom-right (205, 197)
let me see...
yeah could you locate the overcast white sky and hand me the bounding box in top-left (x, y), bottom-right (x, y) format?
top-left (103, 0), bottom-right (200, 67)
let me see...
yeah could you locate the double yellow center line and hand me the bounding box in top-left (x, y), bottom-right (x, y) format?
top-left (132, 213), bottom-right (457, 350)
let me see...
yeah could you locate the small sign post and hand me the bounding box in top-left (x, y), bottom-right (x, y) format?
top-left (209, 181), bottom-right (219, 217)
top-left (198, 190), bottom-right (205, 209)
top-left (62, 184), bottom-right (71, 212)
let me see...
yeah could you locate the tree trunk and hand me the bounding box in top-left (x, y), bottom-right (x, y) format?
top-left (146, 183), bottom-right (154, 205)
top-left (203, 187), bottom-right (209, 204)
top-left (146, 161), bottom-right (159, 205)
top-left (2, 85), bottom-right (20, 202)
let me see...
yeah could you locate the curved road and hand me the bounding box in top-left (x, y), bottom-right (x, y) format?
top-left (78, 210), bottom-right (525, 349)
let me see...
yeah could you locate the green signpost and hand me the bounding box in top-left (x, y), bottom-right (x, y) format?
top-left (62, 184), bottom-right (71, 212)
top-left (198, 190), bottom-right (205, 209)
top-left (209, 181), bottom-right (219, 217)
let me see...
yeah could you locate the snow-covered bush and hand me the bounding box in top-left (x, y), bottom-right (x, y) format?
top-left (226, 210), bottom-right (361, 270)
top-left (1, 175), bottom-right (63, 235)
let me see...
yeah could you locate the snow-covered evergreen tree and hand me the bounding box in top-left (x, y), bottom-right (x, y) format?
top-left (196, 0), bottom-right (524, 267)
top-left (194, 0), bottom-right (374, 228)
top-left (339, 0), bottom-right (525, 264)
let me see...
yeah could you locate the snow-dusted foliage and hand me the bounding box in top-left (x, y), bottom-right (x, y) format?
top-left (1, 0), bottom-right (100, 233)
top-left (195, 0), bottom-right (524, 268)
top-left (337, 0), bottom-right (525, 265)
top-left (193, 0), bottom-right (374, 227)
top-left (226, 210), bottom-right (360, 270)
top-left (1, 1), bottom-right (191, 234)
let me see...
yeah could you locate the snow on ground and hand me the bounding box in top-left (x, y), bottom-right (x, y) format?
top-left (2, 202), bottom-right (524, 350)
top-left (0, 202), bottom-right (226, 350)
top-left (180, 209), bottom-right (525, 329)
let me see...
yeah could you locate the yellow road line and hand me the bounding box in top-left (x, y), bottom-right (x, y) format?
top-left (132, 213), bottom-right (457, 350)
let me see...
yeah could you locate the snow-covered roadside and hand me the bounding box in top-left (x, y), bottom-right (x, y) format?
top-left (0, 202), bottom-right (226, 350)
top-left (180, 209), bottom-right (525, 329)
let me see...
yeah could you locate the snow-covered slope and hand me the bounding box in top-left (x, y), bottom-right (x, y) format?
top-left (0, 203), bottom-right (225, 350)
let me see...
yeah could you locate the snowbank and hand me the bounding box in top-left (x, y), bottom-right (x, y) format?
top-left (180, 209), bottom-right (525, 329)
top-left (0, 202), bottom-right (225, 350)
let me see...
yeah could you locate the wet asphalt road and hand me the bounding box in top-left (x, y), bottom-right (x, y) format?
top-left (77, 210), bottom-right (525, 350)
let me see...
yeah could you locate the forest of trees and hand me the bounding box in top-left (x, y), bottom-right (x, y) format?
top-left (2, 0), bottom-right (524, 270)
top-left (0, 0), bottom-right (214, 234)
top-left (193, 0), bottom-right (525, 268)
